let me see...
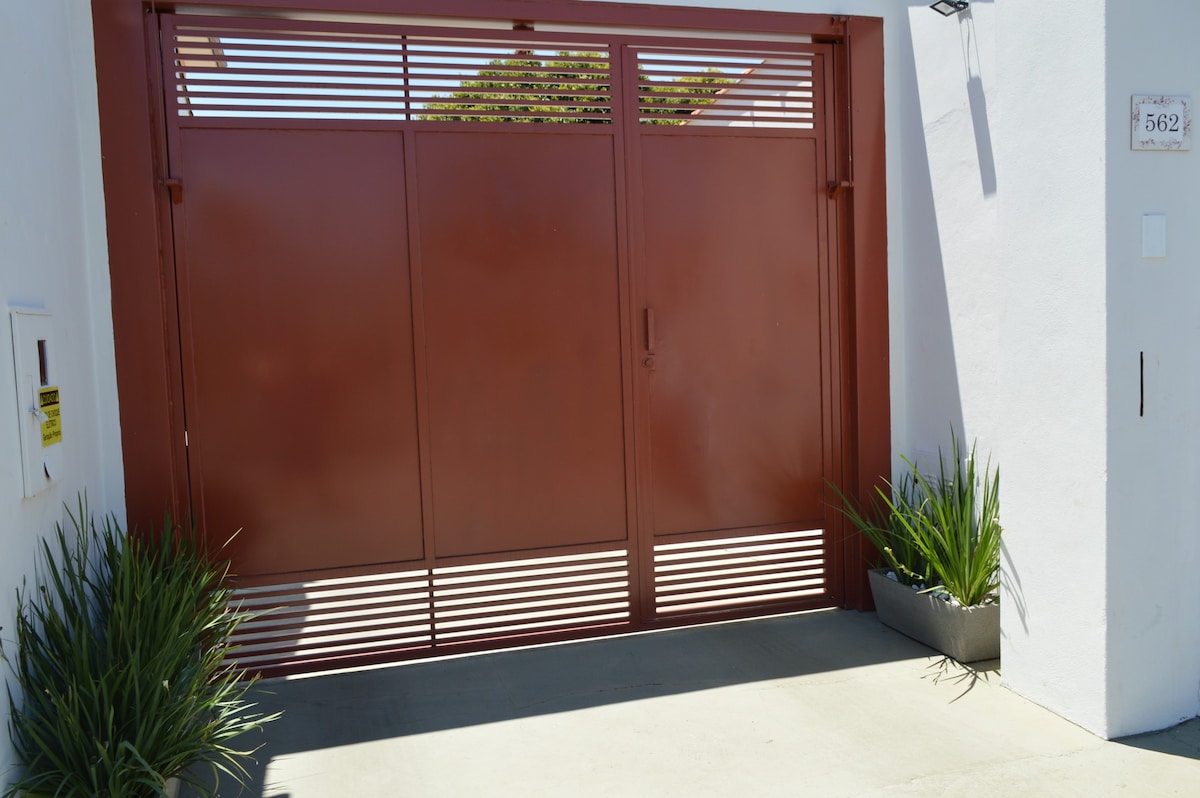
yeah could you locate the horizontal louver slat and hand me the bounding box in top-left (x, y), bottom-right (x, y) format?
top-left (654, 529), bottom-right (827, 615)
top-left (430, 550), bottom-right (631, 644)
top-left (636, 47), bottom-right (815, 129)
top-left (223, 550), bottom-right (632, 673)
top-left (170, 19), bottom-right (613, 123)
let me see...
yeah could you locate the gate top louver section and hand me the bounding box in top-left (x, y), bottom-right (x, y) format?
top-left (635, 46), bottom-right (815, 129)
top-left (167, 16), bottom-right (613, 123)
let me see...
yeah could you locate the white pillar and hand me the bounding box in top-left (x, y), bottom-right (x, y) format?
top-left (1101, 2), bottom-right (1200, 736)
top-left (995, 0), bottom-right (1112, 735)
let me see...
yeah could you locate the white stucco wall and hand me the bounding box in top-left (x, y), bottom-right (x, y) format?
top-left (991, 0), bottom-right (1200, 739)
top-left (0, 0), bottom-right (124, 781)
top-left (994, 0), bottom-right (1111, 735)
top-left (1103, 3), bottom-right (1200, 736)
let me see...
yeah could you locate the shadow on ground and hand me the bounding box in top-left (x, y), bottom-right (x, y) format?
top-left (185, 608), bottom-right (931, 796)
top-left (922, 654), bottom-right (1000, 702)
top-left (1119, 717), bottom-right (1200, 761)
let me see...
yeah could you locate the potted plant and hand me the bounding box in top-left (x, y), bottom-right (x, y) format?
top-left (2, 497), bottom-right (279, 797)
top-left (832, 431), bottom-right (1001, 662)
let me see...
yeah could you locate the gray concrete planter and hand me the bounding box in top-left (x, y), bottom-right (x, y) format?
top-left (868, 569), bottom-right (999, 663)
top-left (15, 779), bottom-right (180, 798)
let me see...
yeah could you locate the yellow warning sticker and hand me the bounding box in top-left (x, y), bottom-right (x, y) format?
top-left (39, 386), bottom-right (62, 447)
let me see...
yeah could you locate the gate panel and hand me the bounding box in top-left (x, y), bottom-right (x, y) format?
top-left (639, 134), bottom-right (826, 538)
top-left (173, 128), bottom-right (424, 577)
top-left (150, 10), bottom-right (853, 672)
top-left (415, 131), bottom-right (629, 558)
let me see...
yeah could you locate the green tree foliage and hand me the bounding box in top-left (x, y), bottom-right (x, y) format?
top-left (641, 71), bottom-right (734, 125)
top-left (419, 51), bottom-right (730, 124)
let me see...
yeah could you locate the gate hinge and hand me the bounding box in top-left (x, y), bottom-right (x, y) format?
top-left (827, 180), bottom-right (853, 200)
top-left (162, 177), bottom-right (183, 205)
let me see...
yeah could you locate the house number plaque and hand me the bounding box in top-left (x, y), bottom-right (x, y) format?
top-left (1132, 95), bottom-right (1191, 151)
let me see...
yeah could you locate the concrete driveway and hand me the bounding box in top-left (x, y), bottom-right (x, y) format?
top-left (191, 609), bottom-right (1200, 797)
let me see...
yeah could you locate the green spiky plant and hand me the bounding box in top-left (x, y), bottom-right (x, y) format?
top-left (2, 496), bottom-right (278, 798)
top-left (832, 431), bottom-right (1001, 607)
top-left (829, 470), bottom-right (931, 589)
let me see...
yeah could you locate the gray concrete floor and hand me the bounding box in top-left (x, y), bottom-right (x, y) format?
top-left (191, 609), bottom-right (1200, 797)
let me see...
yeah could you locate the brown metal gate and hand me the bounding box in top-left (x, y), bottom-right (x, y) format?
top-left (157, 11), bottom-right (845, 674)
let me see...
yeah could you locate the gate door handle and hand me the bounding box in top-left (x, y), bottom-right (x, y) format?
top-left (162, 177), bottom-right (183, 204)
top-left (827, 180), bottom-right (853, 200)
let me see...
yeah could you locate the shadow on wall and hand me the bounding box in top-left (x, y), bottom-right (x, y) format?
top-left (1000, 538), bottom-right (1028, 634)
top-left (968, 74), bottom-right (997, 196)
top-left (910, 0), bottom-right (997, 198)
top-left (896, 6), bottom-right (966, 442)
top-left (955, 5), bottom-right (997, 196)
top-left (900, 1), bottom-right (1023, 638)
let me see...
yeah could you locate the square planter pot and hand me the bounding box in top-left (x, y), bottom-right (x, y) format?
top-left (867, 569), bottom-right (999, 663)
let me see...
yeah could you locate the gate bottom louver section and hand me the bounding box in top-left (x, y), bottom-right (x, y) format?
top-left (431, 550), bottom-right (631, 644)
top-left (226, 569), bottom-right (435, 673)
top-left (223, 533), bottom-right (828, 675)
top-left (653, 529), bottom-right (826, 615)
top-left (225, 549), bottom-right (631, 674)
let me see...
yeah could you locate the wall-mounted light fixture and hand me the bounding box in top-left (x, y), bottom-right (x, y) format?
top-left (929, 1), bottom-right (969, 15)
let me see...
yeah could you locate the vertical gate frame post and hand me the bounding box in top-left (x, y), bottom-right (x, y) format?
top-left (93, 1), bottom-right (192, 528)
top-left (839, 16), bottom-right (891, 611)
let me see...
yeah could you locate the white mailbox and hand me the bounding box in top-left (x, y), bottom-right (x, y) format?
top-left (10, 309), bottom-right (62, 498)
